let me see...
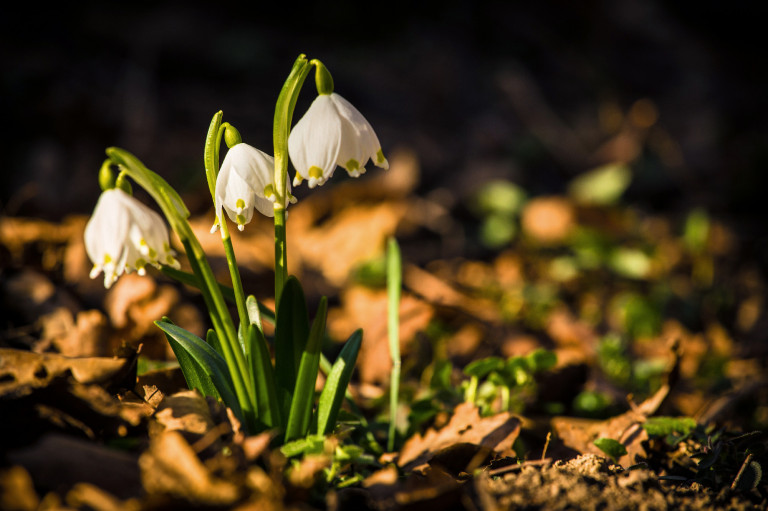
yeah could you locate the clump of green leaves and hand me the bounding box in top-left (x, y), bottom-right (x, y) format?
top-left (462, 349), bottom-right (557, 416)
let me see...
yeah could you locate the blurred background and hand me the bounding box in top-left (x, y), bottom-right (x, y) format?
top-left (2, 1), bottom-right (766, 225)
top-left (2, 0), bottom-right (768, 428)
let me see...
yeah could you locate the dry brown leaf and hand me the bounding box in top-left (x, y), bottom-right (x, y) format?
top-left (0, 348), bottom-right (131, 395)
top-left (551, 379), bottom-right (672, 466)
top-left (545, 307), bottom-right (599, 361)
top-left (153, 390), bottom-right (216, 438)
top-left (65, 482), bottom-right (140, 511)
top-left (398, 402), bottom-right (520, 471)
top-left (139, 430), bottom-right (240, 505)
top-left (404, 264), bottom-right (500, 323)
top-left (0, 466), bottom-right (39, 511)
top-left (327, 286), bottom-right (433, 384)
top-left (294, 202), bottom-right (408, 286)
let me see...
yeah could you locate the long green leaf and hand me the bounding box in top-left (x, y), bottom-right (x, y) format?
top-left (316, 329), bottom-right (363, 435)
top-left (247, 325), bottom-right (281, 430)
top-left (166, 327), bottom-right (220, 400)
top-left (274, 276), bottom-right (309, 424)
top-left (155, 319), bottom-right (243, 420)
top-left (285, 297), bottom-right (328, 441)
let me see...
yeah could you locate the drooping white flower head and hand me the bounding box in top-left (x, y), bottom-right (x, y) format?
top-left (288, 92), bottom-right (388, 189)
top-left (214, 143), bottom-right (288, 232)
top-left (85, 188), bottom-right (180, 289)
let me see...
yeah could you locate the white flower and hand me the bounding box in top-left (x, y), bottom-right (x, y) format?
top-left (213, 143), bottom-right (290, 231)
top-left (85, 188), bottom-right (180, 289)
top-left (288, 92), bottom-right (388, 189)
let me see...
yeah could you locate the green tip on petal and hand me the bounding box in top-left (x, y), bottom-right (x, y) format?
top-left (376, 149), bottom-right (388, 165)
top-left (346, 159), bottom-right (360, 171)
top-left (308, 166), bottom-right (324, 179)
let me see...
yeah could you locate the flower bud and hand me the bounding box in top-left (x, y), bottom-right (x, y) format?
top-left (224, 124), bottom-right (242, 148)
top-left (98, 160), bottom-right (116, 191)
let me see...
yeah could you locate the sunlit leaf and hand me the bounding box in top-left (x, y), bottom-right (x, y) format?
top-left (593, 437), bottom-right (627, 462)
top-left (568, 163), bottom-right (631, 205)
top-left (642, 416), bottom-right (697, 437)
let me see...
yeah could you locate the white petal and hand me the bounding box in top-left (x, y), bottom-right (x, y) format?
top-left (84, 189), bottom-right (131, 278)
top-left (289, 95), bottom-right (342, 184)
top-left (330, 93), bottom-right (383, 171)
top-left (225, 144), bottom-right (275, 193)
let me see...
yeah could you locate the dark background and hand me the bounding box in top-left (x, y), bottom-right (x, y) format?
top-left (2, 1), bottom-right (766, 247)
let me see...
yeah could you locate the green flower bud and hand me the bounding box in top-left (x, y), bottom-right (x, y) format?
top-left (224, 124), bottom-right (242, 148)
top-left (98, 160), bottom-right (116, 191)
top-left (311, 59), bottom-right (334, 95)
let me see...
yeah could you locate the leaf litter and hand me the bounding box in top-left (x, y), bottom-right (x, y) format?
top-left (1, 148), bottom-right (767, 510)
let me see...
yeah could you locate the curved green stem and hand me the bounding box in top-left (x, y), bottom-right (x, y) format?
top-left (272, 54), bottom-right (311, 304)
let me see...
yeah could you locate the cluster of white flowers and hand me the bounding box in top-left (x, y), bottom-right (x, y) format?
top-left (86, 63), bottom-right (386, 288)
top-left (85, 188), bottom-right (179, 289)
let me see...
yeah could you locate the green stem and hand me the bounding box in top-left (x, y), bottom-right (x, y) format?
top-left (272, 54), bottom-right (311, 305)
top-left (386, 238), bottom-right (402, 452)
top-left (219, 220), bottom-right (249, 330)
top-left (274, 207), bottom-right (287, 304)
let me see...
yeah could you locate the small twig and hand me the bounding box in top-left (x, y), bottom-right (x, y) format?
top-left (541, 431), bottom-right (552, 460)
top-left (730, 453), bottom-right (754, 491)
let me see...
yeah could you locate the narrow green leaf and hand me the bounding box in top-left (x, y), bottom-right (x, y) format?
top-left (316, 329), bottom-right (363, 435)
top-left (285, 297), bottom-right (328, 441)
top-left (155, 319), bottom-right (242, 420)
top-left (204, 111), bottom-right (223, 200)
top-left (246, 295), bottom-right (263, 332)
top-left (274, 276), bottom-right (310, 425)
top-left (387, 237), bottom-right (402, 452)
top-left (593, 437), bottom-right (627, 462)
top-left (167, 327), bottom-right (220, 400)
top-left (247, 324), bottom-right (281, 430)
top-left (206, 329), bottom-right (223, 357)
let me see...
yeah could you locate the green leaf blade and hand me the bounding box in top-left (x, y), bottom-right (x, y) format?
top-left (155, 319), bottom-right (242, 420)
top-left (316, 329), bottom-right (363, 436)
top-left (285, 297), bottom-right (328, 441)
top-left (274, 276), bottom-right (310, 426)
